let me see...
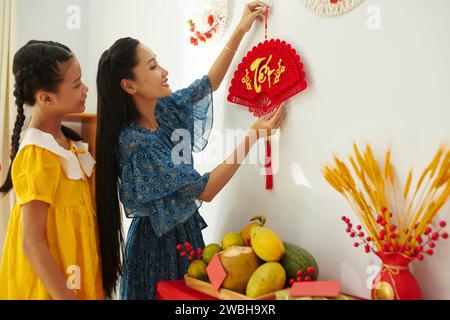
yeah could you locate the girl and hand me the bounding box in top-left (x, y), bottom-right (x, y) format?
top-left (96, 1), bottom-right (285, 299)
top-left (0, 41), bottom-right (103, 300)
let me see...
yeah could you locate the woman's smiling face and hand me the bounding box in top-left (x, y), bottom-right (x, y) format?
top-left (129, 44), bottom-right (172, 100)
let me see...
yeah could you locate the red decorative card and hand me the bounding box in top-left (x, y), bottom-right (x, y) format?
top-left (206, 253), bottom-right (227, 292)
top-left (290, 280), bottom-right (341, 298)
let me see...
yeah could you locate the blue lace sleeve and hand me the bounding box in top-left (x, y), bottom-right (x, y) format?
top-left (166, 75), bottom-right (213, 153)
top-left (117, 129), bottom-right (210, 236)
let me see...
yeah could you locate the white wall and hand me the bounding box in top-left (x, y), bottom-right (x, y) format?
top-left (12, 0), bottom-right (450, 299)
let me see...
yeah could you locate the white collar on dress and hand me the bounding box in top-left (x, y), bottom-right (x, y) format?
top-left (18, 128), bottom-right (96, 181)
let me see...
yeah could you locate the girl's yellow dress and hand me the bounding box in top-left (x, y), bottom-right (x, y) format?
top-left (0, 128), bottom-right (104, 300)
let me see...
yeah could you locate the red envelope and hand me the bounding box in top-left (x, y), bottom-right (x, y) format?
top-left (290, 281), bottom-right (341, 298)
top-left (205, 253), bottom-right (227, 292)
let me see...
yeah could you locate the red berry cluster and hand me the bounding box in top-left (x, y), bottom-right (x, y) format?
top-left (187, 14), bottom-right (221, 46)
top-left (414, 221), bottom-right (448, 261)
top-left (341, 216), bottom-right (375, 254)
top-left (288, 266), bottom-right (316, 287)
top-left (176, 242), bottom-right (203, 261)
top-left (375, 213), bottom-right (411, 254)
top-left (341, 210), bottom-right (448, 262)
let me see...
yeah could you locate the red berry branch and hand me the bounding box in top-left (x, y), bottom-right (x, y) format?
top-left (341, 216), bottom-right (377, 254)
top-left (341, 213), bottom-right (448, 262)
top-left (176, 242), bottom-right (203, 261)
top-left (288, 266), bottom-right (316, 287)
top-left (414, 221), bottom-right (448, 261)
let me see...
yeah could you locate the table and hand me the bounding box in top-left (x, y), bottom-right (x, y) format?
top-left (156, 280), bottom-right (218, 300)
top-left (156, 280), bottom-right (365, 300)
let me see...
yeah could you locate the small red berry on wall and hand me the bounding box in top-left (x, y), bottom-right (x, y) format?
top-left (208, 14), bottom-right (214, 26)
top-left (190, 37), bottom-right (198, 46)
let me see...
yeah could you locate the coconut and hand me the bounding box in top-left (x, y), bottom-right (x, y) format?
top-left (218, 246), bottom-right (261, 294)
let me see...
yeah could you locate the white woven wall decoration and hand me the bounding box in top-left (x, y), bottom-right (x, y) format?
top-left (302, 0), bottom-right (363, 17)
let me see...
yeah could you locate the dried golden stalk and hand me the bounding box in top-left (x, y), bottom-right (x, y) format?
top-left (323, 144), bottom-right (450, 256)
top-left (384, 149), bottom-right (391, 181)
top-left (401, 149), bottom-right (444, 242)
top-left (404, 170), bottom-right (413, 200)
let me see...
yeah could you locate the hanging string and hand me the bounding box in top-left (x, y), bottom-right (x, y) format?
top-left (264, 7), bottom-right (269, 40)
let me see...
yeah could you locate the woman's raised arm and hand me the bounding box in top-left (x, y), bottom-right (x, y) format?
top-left (198, 103), bottom-right (285, 202)
top-left (207, 1), bottom-right (269, 91)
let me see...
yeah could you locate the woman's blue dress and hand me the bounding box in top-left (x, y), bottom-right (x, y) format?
top-left (117, 75), bottom-right (214, 300)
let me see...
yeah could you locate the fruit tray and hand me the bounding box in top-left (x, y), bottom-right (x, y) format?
top-left (184, 275), bottom-right (361, 300)
top-left (184, 274), bottom-right (277, 300)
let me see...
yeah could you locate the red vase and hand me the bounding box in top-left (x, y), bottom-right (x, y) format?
top-left (371, 251), bottom-right (423, 300)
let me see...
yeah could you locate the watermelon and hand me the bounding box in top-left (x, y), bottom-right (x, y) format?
top-left (280, 242), bottom-right (319, 284)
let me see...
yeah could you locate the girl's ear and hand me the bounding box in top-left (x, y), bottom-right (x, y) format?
top-left (120, 79), bottom-right (137, 95)
top-left (36, 90), bottom-right (55, 106)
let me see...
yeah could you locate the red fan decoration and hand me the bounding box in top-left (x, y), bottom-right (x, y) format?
top-left (227, 8), bottom-right (308, 189)
top-left (228, 39), bottom-right (307, 117)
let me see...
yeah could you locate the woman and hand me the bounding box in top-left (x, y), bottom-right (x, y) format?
top-left (96, 1), bottom-right (286, 299)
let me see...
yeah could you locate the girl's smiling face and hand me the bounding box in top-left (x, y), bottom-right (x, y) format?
top-left (54, 57), bottom-right (89, 114)
top-left (124, 44), bottom-right (172, 101)
top-left (36, 57), bottom-right (89, 115)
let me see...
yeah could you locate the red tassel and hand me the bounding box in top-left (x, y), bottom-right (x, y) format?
top-left (265, 136), bottom-right (273, 190)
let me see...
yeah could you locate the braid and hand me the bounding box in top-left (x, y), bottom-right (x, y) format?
top-left (9, 100), bottom-right (26, 162)
top-left (0, 99), bottom-right (25, 195)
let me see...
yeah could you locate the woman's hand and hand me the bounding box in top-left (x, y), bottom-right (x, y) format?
top-left (250, 103), bottom-right (286, 139)
top-left (198, 102), bottom-right (286, 203)
top-left (237, 1), bottom-right (269, 34)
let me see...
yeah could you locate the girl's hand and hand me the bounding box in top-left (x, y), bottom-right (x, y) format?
top-left (237, 1), bottom-right (269, 34)
top-left (250, 103), bottom-right (286, 139)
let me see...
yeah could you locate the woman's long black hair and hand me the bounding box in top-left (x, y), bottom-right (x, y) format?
top-left (0, 40), bottom-right (81, 196)
top-left (96, 37), bottom-right (141, 297)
